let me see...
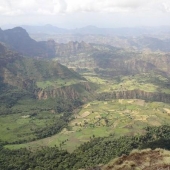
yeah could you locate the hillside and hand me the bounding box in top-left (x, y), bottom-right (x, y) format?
top-left (0, 43), bottom-right (97, 143)
top-left (0, 27), bottom-right (53, 58)
top-left (56, 44), bottom-right (170, 76)
top-left (56, 44), bottom-right (170, 97)
top-left (0, 42), bottom-right (87, 91)
top-left (0, 42), bottom-right (100, 107)
top-left (87, 149), bottom-right (170, 170)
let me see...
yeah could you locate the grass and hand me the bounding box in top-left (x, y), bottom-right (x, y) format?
top-left (0, 112), bottom-right (61, 143)
top-left (83, 73), bottom-right (170, 94)
top-left (36, 79), bottom-right (85, 89)
top-left (6, 99), bottom-right (170, 152)
top-left (0, 99), bottom-right (61, 143)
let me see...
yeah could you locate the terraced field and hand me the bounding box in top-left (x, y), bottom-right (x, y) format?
top-left (84, 73), bottom-right (170, 94)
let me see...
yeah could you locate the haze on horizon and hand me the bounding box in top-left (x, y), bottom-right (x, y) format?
top-left (0, 0), bottom-right (170, 29)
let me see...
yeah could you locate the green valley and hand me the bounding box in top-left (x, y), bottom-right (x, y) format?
top-left (1, 27), bottom-right (170, 169)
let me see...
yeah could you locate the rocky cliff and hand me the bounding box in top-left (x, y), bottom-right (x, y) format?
top-left (35, 82), bottom-right (95, 101)
top-left (55, 41), bottom-right (93, 57)
top-left (98, 89), bottom-right (170, 103)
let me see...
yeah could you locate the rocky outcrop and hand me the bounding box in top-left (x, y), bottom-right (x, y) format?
top-left (36, 86), bottom-right (79, 100)
top-left (55, 41), bottom-right (93, 57)
top-left (87, 149), bottom-right (170, 170)
top-left (98, 89), bottom-right (170, 103)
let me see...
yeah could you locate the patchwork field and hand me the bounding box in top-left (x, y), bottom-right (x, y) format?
top-left (84, 73), bottom-right (170, 94)
top-left (6, 99), bottom-right (170, 152)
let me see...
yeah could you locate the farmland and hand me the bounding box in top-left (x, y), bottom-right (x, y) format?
top-left (6, 99), bottom-right (170, 152)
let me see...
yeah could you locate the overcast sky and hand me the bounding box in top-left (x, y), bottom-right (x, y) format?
top-left (0, 0), bottom-right (170, 28)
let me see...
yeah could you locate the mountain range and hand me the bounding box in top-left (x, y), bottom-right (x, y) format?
top-left (0, 27), bottom-right (95, 58)
top-left (21, 24), bottom-right (170, 36)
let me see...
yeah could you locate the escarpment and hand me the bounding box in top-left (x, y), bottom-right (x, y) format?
top-left (36, 86), bottom-right (79, 100)
top-left (97, 89), bottom-right (170, 103)
top-left (35, 82), bottom-right (95, 101)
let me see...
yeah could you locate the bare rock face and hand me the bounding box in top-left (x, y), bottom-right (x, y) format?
top-left (55, 41), bottom-right (93, 57)
top-left (35, 82), bottom-right (93, 101)
top-left (36, 87), bottom-right (79, 100)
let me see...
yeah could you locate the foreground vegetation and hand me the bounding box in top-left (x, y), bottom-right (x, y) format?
top-left (1, 125), bottom-right (170, 170)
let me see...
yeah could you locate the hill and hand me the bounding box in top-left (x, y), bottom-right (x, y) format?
top-left (0, 27), bottom-right (56, 58)
top-left (0, 42), bottom-right (88, 96)
top-left (0, 43), bottom-right (97, 143)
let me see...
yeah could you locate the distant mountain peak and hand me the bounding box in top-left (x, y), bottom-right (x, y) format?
top-left (6, 27), bottom-right (27, 33)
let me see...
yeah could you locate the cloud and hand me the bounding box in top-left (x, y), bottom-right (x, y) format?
top-left (162, 2), bottom-right (170, 12)
top-left (0, 0), bottom-right (170, 16)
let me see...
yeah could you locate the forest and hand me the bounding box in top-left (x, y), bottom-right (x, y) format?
top-left (0, 125), bottom-right (170, 170)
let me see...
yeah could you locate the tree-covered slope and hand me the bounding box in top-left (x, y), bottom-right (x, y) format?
top-left (1, 125), bottom-right (170, 170)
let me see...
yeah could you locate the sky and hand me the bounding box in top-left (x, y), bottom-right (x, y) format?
top-left (0, 0), bottom-right (170, 28)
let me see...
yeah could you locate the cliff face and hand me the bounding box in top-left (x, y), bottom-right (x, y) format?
top-left (55, 41), bottom-right (93, 57)
top-left (98, 89), bottom-right (170, 103)
top-left (35, 82), bottom-right (94, 101)
top-left (36, 86), bottom-right (79, 100)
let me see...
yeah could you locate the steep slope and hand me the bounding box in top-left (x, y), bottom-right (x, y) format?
top-left (0, 27), bottom-right (56, 58)
top-left (55, 41), bottom-right (93, 57)
top-left (0, 43), bottom-right (95, 106)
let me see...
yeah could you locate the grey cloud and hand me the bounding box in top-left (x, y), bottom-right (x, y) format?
top-left (0, 0), bottom-right (170, 16)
